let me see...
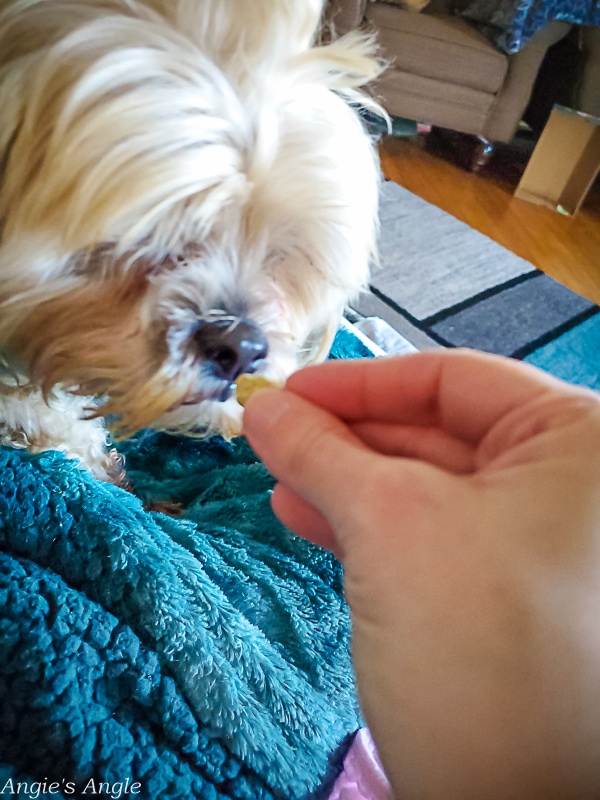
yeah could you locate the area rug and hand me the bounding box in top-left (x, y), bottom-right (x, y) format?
top-left (0, 327), bottom-right (378, 800)
top-left (357, 180), bottom-right (600, 390)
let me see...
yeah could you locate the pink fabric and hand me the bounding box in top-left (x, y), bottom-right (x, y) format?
top-left (329, 729), bottom-right (393, 800)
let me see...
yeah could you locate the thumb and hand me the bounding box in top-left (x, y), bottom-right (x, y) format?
top-left (243, 388), bottom-right (378, 531)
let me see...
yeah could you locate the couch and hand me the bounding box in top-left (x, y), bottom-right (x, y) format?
top-left (326, 0), bottom-right (572, 168)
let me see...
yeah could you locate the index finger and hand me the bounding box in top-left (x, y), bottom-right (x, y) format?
top-left (285, 349), bottom-right (575, 445)
top-left (242, 387), bottom-right (382, 532)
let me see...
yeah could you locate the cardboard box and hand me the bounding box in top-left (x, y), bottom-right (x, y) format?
top-left (515, 104), bottom-right (600, 216)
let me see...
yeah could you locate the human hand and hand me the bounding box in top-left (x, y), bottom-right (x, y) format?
top-left (243, 349), bottom-right (600, 800)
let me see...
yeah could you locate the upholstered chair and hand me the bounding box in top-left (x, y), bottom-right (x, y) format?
top-left (326, 0), bottom-right (571, 168)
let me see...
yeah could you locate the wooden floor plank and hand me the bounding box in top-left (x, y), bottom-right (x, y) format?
top-left (378, 134), bottom-right (600, 305)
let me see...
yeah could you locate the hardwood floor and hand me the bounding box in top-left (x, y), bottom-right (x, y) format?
top-left (378, 132), bottom-right (600, 305)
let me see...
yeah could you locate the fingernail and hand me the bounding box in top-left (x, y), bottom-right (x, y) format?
top-left (243, 389), bottom-right (294, 434)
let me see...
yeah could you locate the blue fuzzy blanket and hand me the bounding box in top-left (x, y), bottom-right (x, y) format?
top-left (0, 328), bottom-right (374, 800)
top-left (454, 0), bottom-right (600, 52)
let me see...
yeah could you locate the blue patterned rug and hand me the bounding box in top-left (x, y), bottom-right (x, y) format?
top-left (359, 181), bottom-right (600, 391)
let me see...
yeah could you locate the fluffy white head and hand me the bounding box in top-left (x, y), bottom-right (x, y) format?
top-left (0, 0), bottom-right (383, 438)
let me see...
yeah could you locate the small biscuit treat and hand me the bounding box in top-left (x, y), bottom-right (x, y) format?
top-left (235, 374), bottom-right (280, 407)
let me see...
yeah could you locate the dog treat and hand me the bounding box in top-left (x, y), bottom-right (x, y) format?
top-left (235, 374), bottom-right (280, 406)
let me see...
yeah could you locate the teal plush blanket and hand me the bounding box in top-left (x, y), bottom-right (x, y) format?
top-left (0, 328), bottom-right (374, 800)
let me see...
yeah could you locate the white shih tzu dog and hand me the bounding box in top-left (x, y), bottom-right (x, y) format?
top-left (0, 0), bottom-right (383, 481)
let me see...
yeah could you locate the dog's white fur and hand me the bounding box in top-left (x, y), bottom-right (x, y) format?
top-left (0, 0), bottom-right (383, 480)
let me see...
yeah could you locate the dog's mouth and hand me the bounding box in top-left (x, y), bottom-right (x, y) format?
top-left (179, 380), bottom-right (236, 406)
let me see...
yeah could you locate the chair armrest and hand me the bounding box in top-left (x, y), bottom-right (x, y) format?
top-left (484, 19), bottom-right (571, 141)
top-left (519, 17), bottom-right (573, 53)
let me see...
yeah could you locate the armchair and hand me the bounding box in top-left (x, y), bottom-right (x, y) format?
top-left (326, 0), bottom-right (571, 168)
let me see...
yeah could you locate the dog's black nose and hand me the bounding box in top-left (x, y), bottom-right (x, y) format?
top-left (193, 318), bottom-right (268, 382)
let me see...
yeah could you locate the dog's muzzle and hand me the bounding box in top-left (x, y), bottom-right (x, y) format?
top-left (191, 317), bottom-right (268, 401)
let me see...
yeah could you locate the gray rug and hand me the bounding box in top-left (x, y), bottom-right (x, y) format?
top-left (353, 181), bottom-right (600, 390)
